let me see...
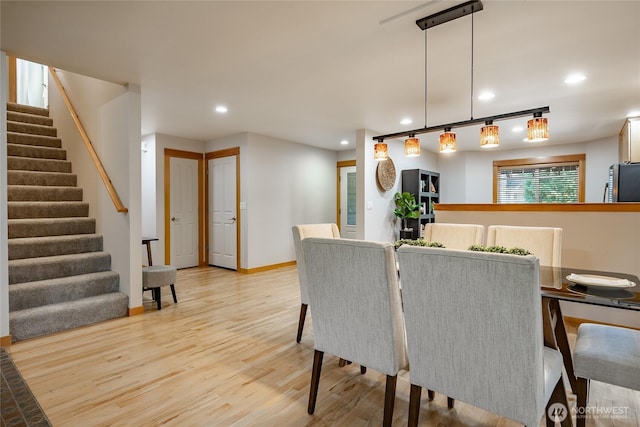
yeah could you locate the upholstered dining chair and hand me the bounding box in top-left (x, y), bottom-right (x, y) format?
top-left (302, 237), bottom-right (408, 427)
top-left (573, 323), bottom-right (640, 427)
top-left (397, 246), bottom-right (570, 427)
top-left (422, 223), bottom-right (484, 249)
top-left (486, 225), bottom-right (562, 267)
top-left (291, 223), bottom-right (340, 343)
top-left (487, 225), bottom-right (563, 288)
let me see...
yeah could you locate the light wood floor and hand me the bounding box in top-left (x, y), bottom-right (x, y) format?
top-left (6, 266), bottom-right (640, 426)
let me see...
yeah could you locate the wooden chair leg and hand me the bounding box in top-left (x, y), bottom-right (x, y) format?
top-left (447, 396), bottom-right (455, 409)
top-left (360, 366), bottom-right (366, 374)
top-left (170, 284), bottom-right (177, 303)
top-left (338, 358), bottom-right (347, 367)
top-left (408, 384), bottom-right (422, 427)
top-left (308, 350), bottom-right (324, 415)
top-left (382, 374), bottom-right (397, 427)
top-left (546, 376), bottom-right (572, 427)
top-left (296, 304), bottom-right (307, 343)
top-left (427, 389), bottom-right (434, 401)
top-left (575, 377), bottom-right (589, 427)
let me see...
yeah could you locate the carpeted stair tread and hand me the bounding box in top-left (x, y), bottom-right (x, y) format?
top-left (8, 201), bottom-right (88, 219)
top-left (8, 234), bottom-right (103, 260)
top-left (7, 110), bottom-right (54, 126)
top-left (8, 185), bottom-right (83, 202)
top-left (8, 121), bottom-right (56, 137)
top-left (7, 102), bottom-right (49, 117)
top-left (8, 218), bottom-right (96, 238)
top-left (7, 143), bottom-right (67, 160)
top-left (7, 156), bottom-right (72, 173)
top-left (8, 170), bottom-right (77, 187)
top-left (9, 251), bottom-right (112, 285)
top-left (9, 271), bottom-right (119, 311)
top-left (9, 292), bottom-right (129, 342)
top-left (7, 132), bottom-right (62, 148)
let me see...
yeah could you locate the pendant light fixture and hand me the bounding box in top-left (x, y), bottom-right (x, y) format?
top-left (480, 120), bottom-right (499, 148)
top-left (372, 0), bottom-right (550, 154)
top-left (404, 135), bottom-right (421, 157)
top-left (374, 141), bottom-right (389, 160)
top-left (439, 128), bottom-right (456, 153)
top-left (527, 112), bottom-right (549, 142)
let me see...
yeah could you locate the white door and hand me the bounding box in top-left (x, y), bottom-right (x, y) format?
top-left (170, 157), bottom-right (199, 268)
top-left (209, 156), bottom-right (237, 270)
top-left (340, 166), bottom-right (357, 239)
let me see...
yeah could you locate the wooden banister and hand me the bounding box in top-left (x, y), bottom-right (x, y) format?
top-left (48, 67), bottom-right (128, 213)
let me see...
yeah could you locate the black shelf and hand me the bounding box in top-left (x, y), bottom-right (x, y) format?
top-left (401, 169), bottom-right (440, 239)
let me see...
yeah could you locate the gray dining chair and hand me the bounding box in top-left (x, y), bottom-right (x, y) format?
top-left (302, 237), bottom-right (408, 427)
top-left (397, 246), bottom-right (570, 427)
top-left (291, 223), bottom-right (340, 343)
top-left (573, 323), bottom-right (640, 427)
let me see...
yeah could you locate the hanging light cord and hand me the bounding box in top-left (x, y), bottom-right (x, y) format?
top-left (470, 8), bottom-right (474, 120)
top-left (424, 28), bottom-right (428, 128)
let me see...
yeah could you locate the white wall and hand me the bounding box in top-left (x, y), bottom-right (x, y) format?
top-left (48, 69), bottom-right (127, 219)
top-left (97, 86), bottom-right (142, 306)
top-left (141, 134), bottom-right (156, 240)
top-left (1, 52), bottom-right (9, 340)
top-left (357, 131), bottom-right (439, 243)
top-left (439, 137), bottom-right (617, 203)
top-left (206, 132), bottom-right (336, 270)
top-left (152, 133), bottom-right (206, 265)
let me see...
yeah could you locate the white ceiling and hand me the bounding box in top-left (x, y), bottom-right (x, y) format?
top-left (2, 1), bottom-right (639, 153)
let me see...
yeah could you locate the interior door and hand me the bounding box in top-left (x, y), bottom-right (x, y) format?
top-left (340, 165), bottom-right (357, 239)
top-left (170, 157), bottom-right (199, 268)
top-left (209, 156), bottom-right (237, 269)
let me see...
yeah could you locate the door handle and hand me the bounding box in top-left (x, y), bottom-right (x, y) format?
top-left (171, 217), bottom-right (177, 221)
top-left (230, 217), bottom-right (237, 223)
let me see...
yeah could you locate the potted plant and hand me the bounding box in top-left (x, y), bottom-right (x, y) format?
top-left (393, 191), bottom-right (420, 239)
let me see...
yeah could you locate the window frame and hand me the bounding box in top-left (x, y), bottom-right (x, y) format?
top-left (492, 154), bottom-right (586, 203)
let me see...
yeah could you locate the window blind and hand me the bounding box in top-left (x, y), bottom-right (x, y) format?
top-left (497, 163), bottom-right (580, 203)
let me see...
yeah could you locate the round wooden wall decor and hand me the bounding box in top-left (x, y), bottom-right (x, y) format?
top-left (376, 158), bottom-right (396, 191)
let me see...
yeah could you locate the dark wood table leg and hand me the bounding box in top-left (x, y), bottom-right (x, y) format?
top-left (542, 297), bottom-right (578, 392)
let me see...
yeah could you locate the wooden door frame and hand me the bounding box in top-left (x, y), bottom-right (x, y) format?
top-left (205, 147), bottom-right (241, 270)
top-left (336, 160), bottom-right (356, 231)
top-left (164, 148), bottom-right (205, 266)
top-left (8, 56), bottom-right (17, 103)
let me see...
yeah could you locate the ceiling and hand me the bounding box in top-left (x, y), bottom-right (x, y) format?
top-left (2, 1), bottom-right (639, 154)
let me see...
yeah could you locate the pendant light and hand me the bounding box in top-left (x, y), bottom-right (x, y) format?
top-left (439, 128), bottom-right (456, 153)
top-left (404, 136), bottom-right (420, 157)
top-left (374, 141), bottom-right (389, 160)
top-left (480, 121), bottom-right (499, 148)
top-left (527, 112), bottom-right (549, 142)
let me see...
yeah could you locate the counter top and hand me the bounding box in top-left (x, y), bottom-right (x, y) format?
top-left (435, 203), bottom-right (640, 212)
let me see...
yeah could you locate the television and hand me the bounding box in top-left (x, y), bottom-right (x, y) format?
top-left (608, 163), bottom-right (640, 202)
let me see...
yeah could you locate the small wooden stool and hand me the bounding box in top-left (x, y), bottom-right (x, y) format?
top-left (142, 265), bottom-right (177, 310)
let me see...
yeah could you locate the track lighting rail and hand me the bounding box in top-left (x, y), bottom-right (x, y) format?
top-left (372, 106), bottom-right (550, 142)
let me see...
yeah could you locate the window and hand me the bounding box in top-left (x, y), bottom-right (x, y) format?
top-left (493, 154), bottom-right (585, 203)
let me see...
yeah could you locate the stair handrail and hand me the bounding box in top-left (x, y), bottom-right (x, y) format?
top-left (48, 67), bottom-right (128, 213)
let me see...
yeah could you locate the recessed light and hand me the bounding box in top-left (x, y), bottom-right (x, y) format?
top-left (564, 73), bottom-right (586, 85)
top-left (512, 126), bottom-right (524, 133)
top-left (215, 105), bottom-right (228, 113)
top-left (340, 140), bottom-right (349, 145)
top-left (478, 91), bottom-right (495, 101)
top-left (627, 110), bottom-right (640, 118)
top-left (401, 118), bottom-right (413, 125)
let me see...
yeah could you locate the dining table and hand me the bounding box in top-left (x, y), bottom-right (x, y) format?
top-left (142, 237), bottom-right (159, 266)
top-left (539, 265), bottom-right (639, 393)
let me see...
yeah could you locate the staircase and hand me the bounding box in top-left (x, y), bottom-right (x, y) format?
top-left (6, 102), bottom-right (129, 342)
